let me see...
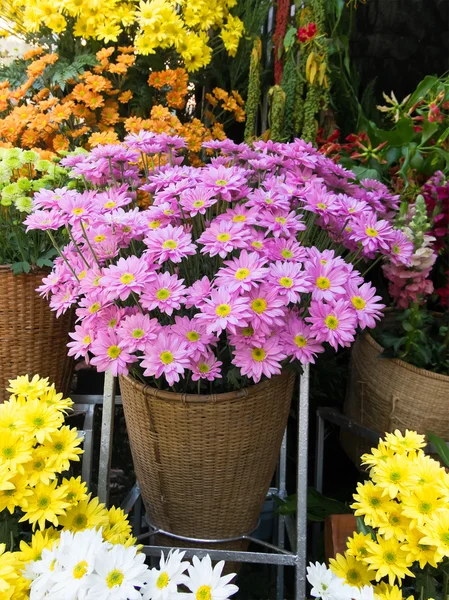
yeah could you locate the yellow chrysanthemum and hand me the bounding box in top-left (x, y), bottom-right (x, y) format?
top-left (17, 399), bottom-right (64, 444)
top-left (374, 583), bottom-right (414, 600)
top-left (0, 543), bottom-right (19, 596)
top-left (413, 453), bottom-right (445, 486)
top-left (384, 430), bottom-right (426, 454)
top-left (362, 441), bottom-right (396, 470)
top-left (377, 502), bottom-right (411, 541)
top-left (16, 528), bottom-right (59, 564)
top-left (23, 447), bottom-right (58, 486)
top-left (371, 454), bottom-right (417, 499)
top-left (0, 472), bottom-right (33, 514)
top-left (401, 526), bottom-right (438, 569)
top-left (401, 484), bottom-right (446, 527)
top-left (0, 464), bottom-right (15, 491)
top-left (62, 476), bottom-right (88, 506)
top-left (351, 481), bottom-right (391, 527)
top-left (59, 494), bottom-right (109, 532)
top-left (7, 374), bottom-right (49, 400)
top-left (103, 506), bottom-right (133, 544)
top-left (0, 397), bottom-right (24, 431)
top-left (419, 511), bottom-right (449, 562)
top-left (42, 425), bottom-right (83, 472)
top-left (39, 386), bottom-right (73, 413)
top-left (346, 532), bottom-right (373, 561)
top-left (0, 430), bottom-right (33, 472)
top-left (329, 553), bottom-right (375, 588)
top-left (364, 535), bottom-right (414, 585)
top-left (19, 480), bottom-right (70, 530)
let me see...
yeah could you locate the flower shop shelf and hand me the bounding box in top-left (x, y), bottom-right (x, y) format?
top-left (73, 367), bottom-right (311, 600)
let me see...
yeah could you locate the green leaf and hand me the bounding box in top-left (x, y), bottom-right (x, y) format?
top-left (402, 321), bottom-right (414, 332)
top-left (426, 432), bottom-right (449, 468)
top-left (405, 75), bottom-right (438, 111)
top-left (375, 118), bottom-right (415, 146)
top-left (283, 26), bottom-right (297, 51)
top-left (438, 127), bottom-right (449, 144)
top-left (10, 261), bottom-right (30, 275)
top-left (421, 120), bottom-right (439, 144)
top-left (356, 516), bottom-right (376, 540)
top-left (351, 166), bottom-right (381, 181)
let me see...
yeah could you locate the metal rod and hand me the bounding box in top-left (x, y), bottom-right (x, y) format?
top-left (72, 394), bottom-right (122, 405)
top-left (81, 405), bottom-right (95, 491)
top-left (97, 371), bottom-right (116, 505)
top-left (315, 412), bottom-right (325, 494)
top-left (277, 429), bottom-right (287, 600)
top-left (142, 545), bottom-right (298, 566)
top-left (243, 536), bottom-right (295, 556)
top-left (296, 364), bottom-right (310, 600)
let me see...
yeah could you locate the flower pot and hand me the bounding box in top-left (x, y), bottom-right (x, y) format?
top-left (342, 328), bottom-right (449, 466)
top-left (119, 370), bottom-right (295, 540)
top-left (0, 266), bottom-right (74, 402)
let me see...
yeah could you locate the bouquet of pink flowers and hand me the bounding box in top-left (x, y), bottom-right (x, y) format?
top-left (25, 134), bottom-right (411, 392)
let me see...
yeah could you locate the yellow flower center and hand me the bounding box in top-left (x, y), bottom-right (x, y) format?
top-left (389, 471), bottom-right (401, 482)
top-left (38, 496), bottom-right (50, 508)
top-left (215, 179), bottom-right (227, 186)
top-left (106, 569), bottom-right (124, 588)
top-left (2, 447), bottom-right (15, 458)
top-left (251, 298), bottom-right (267, 314)
top-left (72, 207), bottom-right (85, 215)
top-left (120, 273), bottom-right (135, 284)
top-left (132, 329), bottom-right (144, 339)
top-left (93, 276), bottom-right (101, 286)
top-left (440, 533), bottom-right (449, 546)
top-left (150, 220), bottom-right (161, 229)
top-left (217, 233), bottom-right (231, 242)
top-left (392, 244), bottom-right (400, 254)
top-left (419, 502), bottom-right (432, 514)
top-left (33, 417), bottom-right (45, 428)
top-left (186, 331), bottom-right (200, 342)
top-left (53, 442), bottom-right (64, 453)
top-left (160, 351), bottom-right (174, 365)
top-left (156, 288), bottom-right (171, 301)
top-left (193, 200), bottom-right (204, 208)
top-left (317, 203), bottom-right (327, 210)
top-left (162, 239), bottom-right (178, 249)
top-left (109, 319), bottom-right (117, 328)
top-left (107, 345), bottom-right (121, 359)
top-left (89, 302), bottom-right (101, 313)
top-left (351, 296), bottom-right (366, 310)
top-left (73, 514), bottom-right (88, 529)
top-left (383, 552), bottom-right (396, 564)
top-left (78, 270), bottom-right (87, 280)
top-left (104, 201), bottom-right (116, 209)
top-left (275, 216), bottom-right (286, 224)
top-left (320, 259), bottom-right (327, 264)
top-left (252, 241), bottom-right (263, 249)
top-left (279, 276), bottom-right (293, 288)
top-left (264, 198), bottom-right (273, 204)
top-left (94, 234), bottom-right (106, 242)
top-left (294, 335), bottom-right (307, 348)
top-left (365, 227), bottom-right (378, 237)
top-left (315, 277), bottom-right (331, 290)
top-left (281, 249), bottom-right (293, 259)
top-left (347, 570), bottom-right (361, 584)
top-left (199, 363), bottom-right (210, 373)
top-left (235, 268), bottom-right (250, 280)
top-left (164, 210), bottom-right (174, 215)
top-left (233, 215), bottom-right (246, 222)
top-left (73, 560), bottom-right (88, 579)
top-left (196, 585), bottom-right (212, 600)
top-left (324, 315), bottom-right (339, 330)
top-left (242, 327), bottom-right (254, 337)
top-left (251, 348), bottom-right (266, 362)
top-left (156, 571), bottom-right (169, 589)
top-left (216, 303), bottom-right (231, 317)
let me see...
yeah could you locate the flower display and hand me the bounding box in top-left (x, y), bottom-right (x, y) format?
top-left (24, 134), bottom-right (410, 392)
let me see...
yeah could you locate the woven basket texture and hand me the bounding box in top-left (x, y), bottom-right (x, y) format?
top-left (119, 370), bottom-right (295, 539)
top-left (0, 267), bottom-right (74, 402)
top-left (342, 329), bottom-right (449, 466)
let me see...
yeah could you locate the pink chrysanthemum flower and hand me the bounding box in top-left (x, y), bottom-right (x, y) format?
top-left (386, 229), bottom-right (414, 266)
top-left (140, 272), bottom-right (186, 316)
top-left (246, 188), bottom-right (290, 212)
top-left (306, 299), bottom-right (357, 350)
top-left (191, 352), bottom-right (223, 382)
top-left (247, 285), bottom-right (287, 335)
top-left (49, 284), bottom-right (78, 317)
top-left (345, 281), bottom-right (385, 329)
top-left (282, 313), bottom-right (324, 364)
top-left (140, 332), bottom-right (190, 386)
top-left (171, 316), bottom-right (213, 359)
top-left (232, 336), bottom-right (287, 383)
top-left (302, 184), bottom-right (339, 221)
top-left (197, 220), bottom-right (251, 258)
top-left (216, 205), bottom-right (259, 227)
top-left (200, 165), bottom-right (248, 201)
top-left (75, 292), bottom-right (111, 324)
top-left (100, 256), bottom-right (153, 301)
top-left (195, 288), bottom-right (251, 335)
top-left (117, 313), bottom-right (160, 352)
top-left (24, 209), bottom-right (65, 231)
top-left (268, 261), bottom-right (308, 304)
top-left (58, 192), bottom-right (94, 225)
top-left (350, 213), bottom-right (394, 254)
top-left (264, 237), bottom-right (307, 262)
top-left (180, 186), bottom-right (216, 217)
top-left (67, 323), bottom-right (94, 360)
top-left (257, 210), bottom-right (306, 238)
top-left (90, 330), bottom-right (135, 376)
top-left (304, 259), bottom-right (349, 302)
top-left (184, 276), bottom-right (213, 309)
top-left (215, 251), bottom-right (269, 293)
top-left (96, 305), bottom-right (127, 331)
top-left (228, 325), bottom-right (268, 348)
top-left (246, 230), bottom-right (269, 255)
top-left (144, 224), bottom-right (196, 264)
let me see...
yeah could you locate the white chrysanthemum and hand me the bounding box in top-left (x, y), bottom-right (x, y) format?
top-left (85, 543), bottom-right (149, 600)
top-left (29, 546), bottom-right (62, 600)
top-left (306, 562), bottom-right (353, 600)
top-left (353, 585), bottom-right (376, 600)
top-left (141, 549), bottom-right (189, 600)
top-left (180, 554), bottom-right (238, 600)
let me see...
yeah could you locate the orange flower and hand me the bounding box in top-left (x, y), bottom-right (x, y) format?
top-left (206, 93), bottom-right (218, 107)
top-left (84, 75), bottom-right (112, 93)
top-left (150, 105), bottom-right (171, 120)
top-left (23, 47), bottom-right (44, 60)
top-left (0, 81), bottom-right (9, 90)
top-left (124, 116), bottom-right (145, 132)
top-left (72, 104), bottom-right (95, 122)
top-left (33, 88), bottom-right (50, 102)
top-left (96, 47), bottom-right (115, 61)
top-left (166, 91), bottom-right (186, 110)
top-left (232, 90), bottom-right (245, 106)
top-left (88, 130), bottom-right (119, 147)
top-left (53, 134), bottom-right (70, 152)
top-left (118, 90), bottom-right (133, 103)
top-left (213, 87), bottom-right (228, 102)
top-left (14, 105), bottom-right (37, 123)
top-left (38, 98), bottom-right (59, 111)
top-left (86, 94), bottom-right (105, 110)
top-left (49, 102), bottom-right (74, 123)
top-left (109, 62), bottom-right (128, 74)
top-left (212, 122), bottom-right (226, 139)
top-left (136, 190), bottom-right (151, 208)
top-left (118, 45), bottom-right (135, 54)
top-left (100, 106), bottom-right (119, 125)
top-left (116, 54), bottom-right (136, 66)
top-left (69, 126), bottom-right (91, 138)
top-left (71, 83), bottom-right (91, 102)
top-left (26, 59), bottom-right (48, 78)
top-left (20, 128), bottom-right (40, 148)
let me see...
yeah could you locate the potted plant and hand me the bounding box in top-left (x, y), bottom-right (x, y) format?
top-left (0, 148), bottom-right (74, 401)
top-left (26, 133), bottom-right (407, 544)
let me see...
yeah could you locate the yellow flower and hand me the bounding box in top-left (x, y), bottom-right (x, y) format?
top-left (62, 476), bottom-right (88, 505)
top-left (374, 583), bottom-right (414, 600)
top-left (362, 441), bottom-right (396, 470)
top-left (97, 22), bottom-right (122, 43)
top-left (419, 511), bottom-right (449, 562)
top-left (384, 430), bottom-right (426, 454)
top-left (23, 447), bottom-right (58, 486)
top-left (401, 484), bottom-right (446, 527)
top-left (16, 528), bottom-right (58, 564)
top-left (0, 397), bottom-right (23, 431)
top-left (364, 535), bottom-right (414, 585)
top-left (329, 553), bottom-right (374, 588)
top-left (371, 454), bottom-right (417, 499)
top-left (401, 526), bottom-right (438, 569)
top-left (17, 399), bottom-right (64, 444)
top-left (0, 543), bottom-right (18, 596)
top-left (19, 480), bottom-right (69, 530)
top-left (0, 464), bottom-right (15, 491)
top-left (377, 502), bottom-right (411, 541)
top-left (351, 481), bottom-right (390, 527)
top-left (39, 386), bottom-right (73, 413)
top-left (0, 430), bottom-right (33, 472)
top-left (59, 494), bottom-right (109, 532)
top-left (42, 425), bottom-right (83, 473)
top-left (413, 453), bottom-right (445, 486)
top-left (7, 374), bottom-right (49, 400)
top-left (103, 506), bottom-right (133, 544)
top-left (0, 472), bottom-right (33, 514)
top-left (346, 532), bottom-right (373, 561)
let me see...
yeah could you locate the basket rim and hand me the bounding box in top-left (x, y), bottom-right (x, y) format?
top-left (120, 370), bottom-right (295, 405)
top-left (0, 265), bottom-right (49, 274)
top-left (362, 330), bottom-right (449, 383)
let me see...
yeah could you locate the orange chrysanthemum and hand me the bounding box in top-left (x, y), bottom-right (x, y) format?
top-left (88, 130), bottom-right (119, 147)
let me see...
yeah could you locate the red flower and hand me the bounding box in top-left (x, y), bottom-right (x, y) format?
top-left (297, 22), bottom-right (318, 43)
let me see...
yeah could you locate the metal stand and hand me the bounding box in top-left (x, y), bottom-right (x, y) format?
top-left (77, 366), bottom-right (310, 600)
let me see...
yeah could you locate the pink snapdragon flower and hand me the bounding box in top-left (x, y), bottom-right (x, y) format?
top-left (215, 251), bottom-right (269, 293)
top-left (140, 272), bottom-right (186, 315)
top-left (307, 299), bottom-right (357, 350)
top-left (195, 288), bottom-right (251, 335)
top-left (190, 352), bottom-right (223, 382)
top-left (144, 224), bottom-right (196, 264)
top-left (282, 314), bottom-right (324, 364)
top-left (90, 330), bottom-right (135, 376)
top-left (140, 332), bottom-right (190, 386)
top-left (100, 256), bottom-right (154, 301)
top-left (232, 336), bottom-right (287, 383)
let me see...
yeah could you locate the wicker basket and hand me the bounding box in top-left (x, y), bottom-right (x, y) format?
top-left (342, 329), bottom-right (449, 466)
top-left (0, 267), bottom-right (74, 402)
top-left (119, 370), bottom-right (295, 540)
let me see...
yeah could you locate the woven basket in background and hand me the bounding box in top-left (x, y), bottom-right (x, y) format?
top-left (342, 329), bottom-right (449, 467)
top-left (0, 267), bottom-right (74, 402)
top-left (119, 370), bottom-right (295, 540)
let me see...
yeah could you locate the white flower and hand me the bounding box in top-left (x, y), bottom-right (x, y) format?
top-left (30, 547), bottom-right (62, 600)
top-left (178, 554), bottom-right (238, 600)
top-left (85, 543), bottom-right (150, 600)
top-left (306, 562), bottom-right (353, 600)
top-left (141, 549), bottom-right (189, 600)
top-left (353, 585), bottom-right (375, 600)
